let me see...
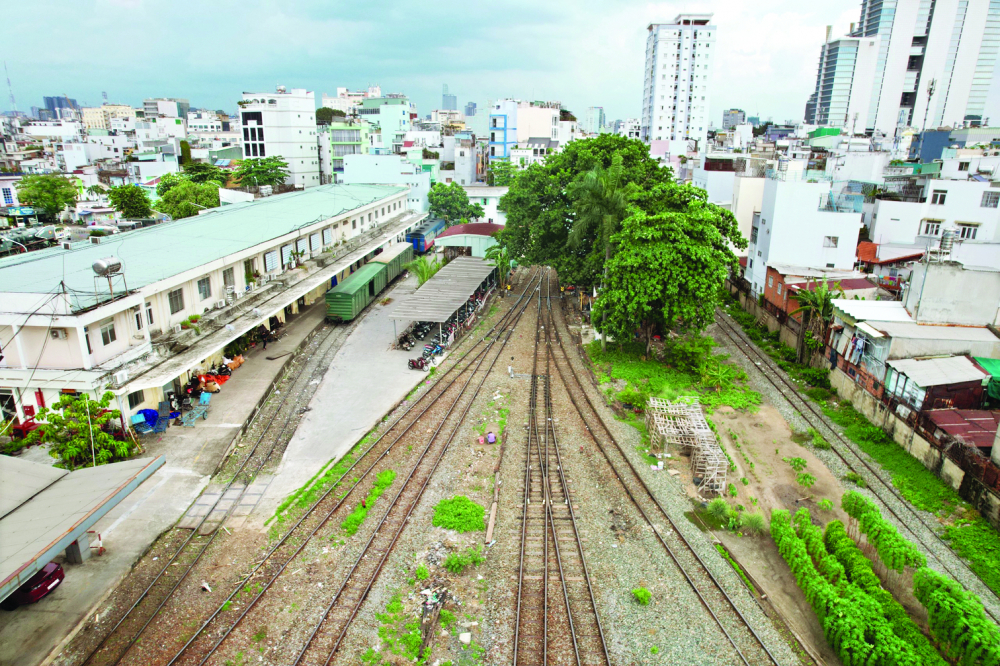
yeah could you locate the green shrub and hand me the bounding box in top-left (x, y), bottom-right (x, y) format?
top-left (783, 456), bottom-right (808, 472)
top-left (632, 587), bottom-right (652, 606)
top-left (808, 427), bottom-right (831, 450)
top-left (432, 496), bottom-right (486, 532)
top-left (727, 483), bottom-right (738, 497)
top-left (441, 546), bottom-right (485, 575)
top-left (817, 498), bottom-right (834, 511)
top-left (708, 497), bottom-right (729, 520)
top-left (741, 512), bottom-right (766, 535)
top-left (799, 367), bottom-right (831, 389)
top-left (797, 472), bottom-right (817, 489)
top-left (415, 564), bottom-right (429, 581)
top-left (844, 471), bottom-right (867, 488)
top-left (444, 552), bottom-right (465, 574)
top-left (188, 314), bottom-right (201, 323)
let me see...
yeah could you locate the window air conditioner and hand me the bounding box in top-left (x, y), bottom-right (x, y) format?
top-left (50, 328), bottom-right (68, 340)
top-left (113, 369), bottom-right (128, 386)
top-left (215, 300), bottom-right (226, 309)
top-left (90, 236), bottom-right (101, 244)
top-left (61, 241), bottom-right (72, 250)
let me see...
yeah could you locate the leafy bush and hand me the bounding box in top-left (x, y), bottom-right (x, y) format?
top-left (807, 427), bottom-right (830, 450)
top-left (432, 496), bottom-right (486, 532)
top-left (844, 472), bottom-right (867, 488)
top-left (741, 512), bottom-right (766, 535)
top-left (783, 457), bottom-right (808, 472)
top-left (415, 564), bottom-right (429, 581)
top-left (727, 483), bottom-right (738, 497)
top-left (797, 473), bottom-right (817, 489)
top-left (817, 499), bottom-right (834, 511)
top-left (708, 497), bottom-right (729, 521)
top-left (841, 491), bottom-right (926, 572)
top-left (444, 552), bottom-right (465, 574)
top-left (799, 367), bottom-right (831, 389)
top-left (914, 566), bottom-right (1000, 664)
top-left (632, 587), bottom-right (652, 606)
top-left (442, 546), bottom-right (486, 575)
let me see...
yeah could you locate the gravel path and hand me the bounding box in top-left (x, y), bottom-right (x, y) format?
top-left (711, 307), bottom-right (1000, 622)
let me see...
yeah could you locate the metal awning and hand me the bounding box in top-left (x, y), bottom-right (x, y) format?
top-left (388, 257), bottom-right (496, 323)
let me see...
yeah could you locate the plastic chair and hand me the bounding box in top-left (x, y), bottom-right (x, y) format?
top-left (131, 414), bottom-right (153, 434)
top-left (199, 392), bottom-right (212, 406)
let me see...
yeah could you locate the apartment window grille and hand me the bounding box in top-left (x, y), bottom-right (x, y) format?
top-left (310, 233), bottom-right (321, 251)
top-left (931, 190), bottom-right (947, 205)
top-left (127, 390), bottom-right (145, 410)
top-left (922, 220), bottom-right (941, 236)
top-left (197, 277), bottom-right (211, 300)
top-left (982, 191), bottom-right (1000, 208)
top-left (823, 236), bottom-right (839, 248)
top-left (959, 162), bottom-right (970, 172)
top-left (146, 302), bottom-right (154, 326)
top-left (958, 223), bottom-right (979, 240)
top-left (134, 310), bottom-right (143, 331)
top-left (323, 228), bottom-right (333, 244)
top-left (168, 289), bottom-right (184, 314)
top-left (263, 251), bottom-right (278, 272)
top-left (100, 320), bottom-right (117, 346)
top-left (223, 267), bottom-right (235, 288)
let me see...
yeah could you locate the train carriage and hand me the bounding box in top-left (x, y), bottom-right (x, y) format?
top-left (405, 218), bottom-right (447, 253)
top-left (325, 262), bottom-right (387, 322)
top-left (370, 243), bottom-right (414, 283)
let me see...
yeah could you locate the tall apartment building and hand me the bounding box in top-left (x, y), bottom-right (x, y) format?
top-left (584, 106), bottom-right (606, 134)
top-left (239, 87), bottom-right (319, 188)
top-left (357, 97), bottom-right (412, 153)
top-left (81, 104), bottom-right (135, 130)
top-left (807, 1), bottom-right (1000, 136)
top-left (143, 98), bottom-right (190, 118)
top-left (488, 100), bottom-right (560, 161)
top-left (722, 108), bottom-right (746, 130)
top-left (641, 14), bottom-right (716, 155)
top-left (442, 85), bottom-right (457, 111)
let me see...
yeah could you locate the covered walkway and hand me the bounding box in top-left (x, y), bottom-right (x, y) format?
top-left (387, 257), bottom-right (497, 323)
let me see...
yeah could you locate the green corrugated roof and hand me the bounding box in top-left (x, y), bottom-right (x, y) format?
top-left (0, 183), bottom-right (406, 311)
top-left (328, 263), bottom-right (385, 296)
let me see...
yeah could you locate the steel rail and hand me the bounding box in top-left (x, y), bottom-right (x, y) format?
top-left (547, 289), bottom-right (780, 666)
top-left (166, 268), bottom-right (544, 666)
top-left (712, 307), bottom-right (1000, 623)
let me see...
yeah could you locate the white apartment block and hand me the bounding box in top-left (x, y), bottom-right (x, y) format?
top-left (143, 98), bottom-right (189, 119)
top-left (81, 104), bottom-right (136, 131)
top-left (641, 14), bottom-right (716, 155)
top-left (321, 86), bottom-right (382, 115)
top-left (0, 184), bottom-right (413, 424)
top-left (617, 118), bottom-right (642, 140)
top-left (809, 0), bottom-right (1000, 137)
top-left (745, 176), bottom-right (864, 295)
top-left (239, 87), bottom-right (320, 188)
top-left (186, 111), bottom-right (223, 133)
top-left (488, 100), bottom-right (560, 160)
top-left (869, 179), bottom-right (1000, 246)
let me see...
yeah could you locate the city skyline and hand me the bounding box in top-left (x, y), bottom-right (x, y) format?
top-left (4, 0), bottom-right (858, 124)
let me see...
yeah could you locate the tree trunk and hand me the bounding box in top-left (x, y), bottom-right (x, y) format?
top-left (796, 310), bottom-right (813, 365)
top-left (600, 244), bottom-right (609, 351)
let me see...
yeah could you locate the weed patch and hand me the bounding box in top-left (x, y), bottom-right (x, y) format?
top-left (433, 496), bottom-right (486, 532)
top-left (341, 469), bottom-right (397, 536)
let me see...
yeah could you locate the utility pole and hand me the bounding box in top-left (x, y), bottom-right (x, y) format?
top-left (917, 78), bottom-right (937, 161)
top-left (4, 62), bottom-right (15, 114)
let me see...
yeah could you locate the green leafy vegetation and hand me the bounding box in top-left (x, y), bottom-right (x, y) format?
top-left (415, 564), bottom-right (429, 581)
top-left (432, 496), bottom-right (486, 532)
top-left (108, 184), bottom-right (153, 218)
top-left (783, 457), bottom-right (808, 472)
top-left (727, 483), bottom-right (738, 497)
top-left (15, 174), bottom-right (79, 220)
top-left (797, 472), bottom-right (817, 489)
top-left (632, 587), bottom-right (652, 606)
top-left (24, 391), bottom-right (134, 468)
top-left (817, 499), bottom-right (834, 512)
top-left (914, 567), bottom-right (1000, 664)
top-left (807, 427), bottom-right (831, 450)
top-left (841, 492), bottom-right (926, 572)
top-left (341, 469), bottom-right (396, 536)
top-left (234, 156), bottom-right (290, 188)
top-left (741, 512), bottom-right (766, 536)
top-left (372, 593), bottom-right (425, 664)
top-left (443, 546), bottom-right (485, 575)
top-left (844, 472), bottom-right (868, 488)
top-left (715, 543), bottom-right (759, 594)
top-left (428, 181), bottom-right (485, 226)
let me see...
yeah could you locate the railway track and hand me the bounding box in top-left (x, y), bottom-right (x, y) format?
top-left (712, 307), bottom-right (1000, 623)
top-left (513, 275), bottom-right (609, 666)
top-left (80, 318), bottom-right (356, 666)
top-left (543, 273), bottom-right (782, 666)
top-left (156, 268), bottom-right (543, 666)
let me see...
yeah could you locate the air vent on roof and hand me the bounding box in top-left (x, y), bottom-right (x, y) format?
top-left (61, 241), bottom-right (72, 250)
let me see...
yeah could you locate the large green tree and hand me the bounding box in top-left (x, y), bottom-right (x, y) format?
top-left (156, 172), bottom-right (185, 197)
top-left (234, 156), bottom-right (290, 187)
top-left (182, 162), bottom-right (228, 186)
top-left (496, 134), bottom-right (673, 287)
top-left (15, 174), bottom-right (78, 220)
top-left (24, 391), bottom-right (133, 469)
top-left (487, 159), bottom-right (518, 187)
top-left (108, 184), bottom-right (153, 219)
top-left (315, 107), bottom-right (346, 124)
top-left (154, 181), bottom-right (220, 219)
top-left (592, 183), bottom-right (745, 351)
top-left (427, 181), bottom-right (484, 226)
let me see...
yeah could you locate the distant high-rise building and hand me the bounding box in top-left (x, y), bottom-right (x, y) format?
top-left (747, 116), bottom-right (760, 127)
top-left (43, 96), bottom-right (78, 115)
top-left (143, 97), bottom-right (190, 118)
top-left (722, 108), bottom-right (745, 130)
top-left (584, 107), bottom-right (606, 134)
top-left (807, 1), bottom-right (1000, 136)
top-left (464, 102), bottom-right (477, 116)
top-left (803, 93), bottom-right (818, 125)
top-left (641, 14), bottom-right (716, 153)
top-left (442, 84), bottom-right (457, 111)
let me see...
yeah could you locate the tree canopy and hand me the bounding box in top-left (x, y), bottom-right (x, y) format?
top-left (108, 184), bottom-right (153, 219)
top-left (156, 171), bottom-right (185, 197)
top-left (15, 174), bottom-right (78, 220)
top-left (497, 134), bottom-right (674, 286)
top-left (182, 161), bottom-right (228, 187)
top-left (234, 156), bottom-right (290, 187)
top-left (487, 159), bottom-right (518, 187)
top-left (154, 180), bottom-right (220, 219)
top-left (592, 183), bottom-right (744, 350)
top-left (24, 391), bottom-right (134, 469)
top-left (427, 181), bottom-right (484, 226)
top-left (316, 107), bottom-right (346, 124)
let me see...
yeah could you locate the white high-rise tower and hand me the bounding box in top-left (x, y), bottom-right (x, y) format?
top-left (641, 14), bottom-right (716, 156)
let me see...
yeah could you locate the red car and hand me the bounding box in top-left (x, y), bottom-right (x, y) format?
top-left (1, 562), bottom-right (64, 610)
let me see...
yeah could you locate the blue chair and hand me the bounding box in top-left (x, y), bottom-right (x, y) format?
top-left (199, 392), bottom-right (212, 406)
top-left (131, 414), bottom-right (153, 435)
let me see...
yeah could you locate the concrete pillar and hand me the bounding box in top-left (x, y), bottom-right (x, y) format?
top-left (65, 532), bottom-right (91, 564)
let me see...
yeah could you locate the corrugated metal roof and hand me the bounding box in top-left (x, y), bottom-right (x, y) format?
top-left (0, 457), bottom-right (67, 519)
top-left (0, 456), bottom-right (165, 600)
top-left (371, 243), bottom-right (412, 264)
top-left (868, 321), bottom-right (1000, 342)
top-left (0, 184), bottom-right (406, 311)
top-left (887, 355), bottom-right (988, 388)
top-left (833, 299), bottom-right (913, 324)
top-left (388, 257), bottom-right (496, 323)
top-left (926, 409), bottom-right (998, 449)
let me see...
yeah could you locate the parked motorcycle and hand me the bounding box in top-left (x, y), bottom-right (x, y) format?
top-left (408, 357), bottom-right (429, 371)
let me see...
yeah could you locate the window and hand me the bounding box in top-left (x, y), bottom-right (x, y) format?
top-left (197, 277), bottom-right (211, 300)
top-left (280, 244), bottom-right (293, 267)
top-left (823, 236), bottom-right (839, 248)
top-left (959, 162), bottom-right (970, 172)
top-left (826, 263), bottom-right (835, 268)
top-left (134, 310), bottom-right (143, 330)
top-left (100, 320), bottom-right (117, 346)
top-left (767, 276), bottom-right (774, 287)
top-left (352, 219), bottom-right (357, 229)
top-left (127, 390), bottom-right (145, 410)
top-left (168, 288), bottom-right (184, 314)
top-left (982, 191), bottom-right (1000, 208)
top-left (958, 223), bottom-right (979, 240)
top-left (931, 190), bottom-right (947, 205)
top-left (777, 283), bottom-right (782, 295)
top-left (750, 226), bottom-right (758, 243)
top-left (146, 302), bottom-right (154, 327)
top-left (323, 228), bottom-right (333, 245)
top-left (223, 267), bottom-right (235, 288)
top-left (923, 220), bottom-right (941, 236)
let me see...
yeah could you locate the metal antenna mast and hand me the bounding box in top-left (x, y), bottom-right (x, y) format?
top-left (4, 62), bottom-right (15, 114)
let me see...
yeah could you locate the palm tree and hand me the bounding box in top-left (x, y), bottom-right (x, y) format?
top-left (567, 152), bottom-right (629, 350)
top-left (404, 256), bottom-right (442, 286)
top-left (789, 278), bottom-right (844, 364)
top-left (484, 240), bottom-right (512, 288)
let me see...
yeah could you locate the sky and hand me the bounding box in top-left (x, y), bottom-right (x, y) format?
top-left (4, 0), bottom-right (861, 125)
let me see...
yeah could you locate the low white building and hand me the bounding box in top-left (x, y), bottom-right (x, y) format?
top-left (340, 154), bottom-right (431, 212)
top-left (869, 180), bottom-right (1000, 246)
top-left (745, 175), bottom-right (863, 295)
top-left (0, 184), bottom-right (413, 424)
top-left (461, 186), bottom-right (508, 226)
top-left (186, 111), bottom-right (223, 133)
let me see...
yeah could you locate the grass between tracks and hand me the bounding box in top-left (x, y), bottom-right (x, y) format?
top-left (722, 290), bottom-right (1000, 598)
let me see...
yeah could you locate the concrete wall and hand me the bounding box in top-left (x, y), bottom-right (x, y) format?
top-left (904, 261), bottom-right (1000, 326)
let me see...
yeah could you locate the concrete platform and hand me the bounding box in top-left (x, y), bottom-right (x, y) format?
top-left (256, 274), bottom-right (429, 521)
top-left (0, 303), bottom-right (327, 666)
